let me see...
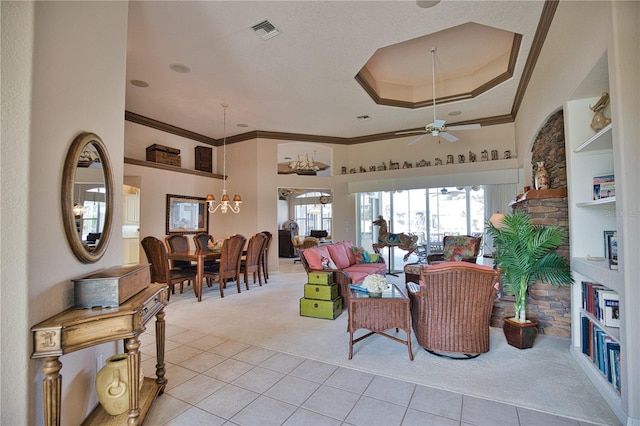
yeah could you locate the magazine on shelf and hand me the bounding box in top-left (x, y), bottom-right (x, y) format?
top-left (593, 173), bottom-right (615, 200)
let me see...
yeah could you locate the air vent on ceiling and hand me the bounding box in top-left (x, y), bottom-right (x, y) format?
top-left (251, 19), bottom-right (281, 40)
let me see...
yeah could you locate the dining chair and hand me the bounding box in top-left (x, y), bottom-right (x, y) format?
top-left (203, 234), bottom-right (246, 298)
top-left (193, 232), bottom-right (218, 280)
top-left (292, 236), bottom-right (304, 263)
top-left (193, 232), bottom-right (214, 250)
top-left (241, 233), bottom-right (268, 287)
top-left (164, 234), bottom-right (194, 270)
top-left (259, 230), bottom-right (272, 282)
top-left (141, 236), bottom-right (197, 301)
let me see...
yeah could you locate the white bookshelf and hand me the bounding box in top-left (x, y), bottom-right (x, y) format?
top-left (565, 56), bottom-right (626, 423)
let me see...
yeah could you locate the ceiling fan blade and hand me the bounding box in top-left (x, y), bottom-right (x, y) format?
top-left (396, 130), bottom-right (427, 135)
top-left (440, 132), bottom-right (459, 143)
top-left (447, 123), bottom-right (481, 131)
top-left (409, 133), bottom-right (429, 145)
top-left (433, 119), bottom-right (446, 129)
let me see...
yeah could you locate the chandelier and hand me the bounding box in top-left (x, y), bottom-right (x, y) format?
top-left (206, 104), bottom-right (242, 214)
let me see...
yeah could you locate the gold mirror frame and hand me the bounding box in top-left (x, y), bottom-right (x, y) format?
top-left (61, 132), bottom-right (114, 263)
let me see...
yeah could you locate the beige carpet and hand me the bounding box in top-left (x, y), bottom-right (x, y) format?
top-left (164, 268), bottom-right (619, 425)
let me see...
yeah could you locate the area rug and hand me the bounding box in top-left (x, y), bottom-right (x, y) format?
top-left (164, 270), bottom-right (619, 425)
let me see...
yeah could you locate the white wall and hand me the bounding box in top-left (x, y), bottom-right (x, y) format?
top-left (516, 2), bottom-right (639, 422)
top-left (1, 2), bottom-right (129, 424)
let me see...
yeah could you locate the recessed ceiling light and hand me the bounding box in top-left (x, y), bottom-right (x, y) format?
top-left (416, 0), bottom-right (440, 8)
top-left (237, 123), bottom-right (249, 128)
top-left (130, 80), bottom-right (149, 88)
top-left (169, 63), bottom-right (191, 73)
top-left (448, 111), bottom-right (462, 116)
top-left (357, 115), bottom-right (371, 121)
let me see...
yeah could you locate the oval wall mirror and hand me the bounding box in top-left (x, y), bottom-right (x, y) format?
top-left (61, 132), bottom-right (114, 263)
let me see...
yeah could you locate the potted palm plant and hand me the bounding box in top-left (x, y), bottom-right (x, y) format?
top-left (487, 210), bottom-right (574, 348)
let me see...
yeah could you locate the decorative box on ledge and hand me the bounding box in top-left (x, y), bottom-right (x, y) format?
top-left (74, 264), bottom-right (150, 308)
top-left (146, 144), bottom-right (181, 167)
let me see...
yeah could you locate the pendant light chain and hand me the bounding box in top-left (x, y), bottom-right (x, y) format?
top-left (222, 103), bottom-right (228, 192)
top-left (205, 103), bottom-right (242, 213)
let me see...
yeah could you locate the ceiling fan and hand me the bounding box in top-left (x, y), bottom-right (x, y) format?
top-left (397, 47), bottom-right (481, 144)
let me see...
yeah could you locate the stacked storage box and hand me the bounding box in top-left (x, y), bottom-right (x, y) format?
top-left (146, 144), bottom-right (181, 167)
top-left (300, 271), bottom-right (342, 319)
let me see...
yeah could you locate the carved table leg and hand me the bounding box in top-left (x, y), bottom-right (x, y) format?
top-left (155, 308), bottom-right (167, 390)
top-left (42, 356), bottom-right (62, 426)
top-left (125, 337), bottom-right (141, 426)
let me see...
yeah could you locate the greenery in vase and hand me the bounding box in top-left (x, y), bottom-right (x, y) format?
top-left (487, 210), bottom-right (574, 322)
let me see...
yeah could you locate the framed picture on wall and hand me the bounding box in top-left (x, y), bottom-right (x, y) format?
top-left (166, 194), bottom-right (208, 235)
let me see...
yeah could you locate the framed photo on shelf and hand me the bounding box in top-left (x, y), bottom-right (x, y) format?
top-left (166, 194), bottom-right (208, 235)
top-left (604, 230), bottom-right (618, 270)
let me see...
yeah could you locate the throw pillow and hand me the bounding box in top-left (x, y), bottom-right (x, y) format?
top-left (367, 253), bottom-right (380, 263)
top-left (443, 236), bottom-right (478, 261)
top-left (321, 255), bottom-right (337, 270)
top-left (351, 246), bottom-right (365, 264)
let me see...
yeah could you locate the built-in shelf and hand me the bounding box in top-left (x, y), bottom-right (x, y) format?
top-left (574, 123), bottom-right (613, 153)
top-left (572, 257), bottom-right (621, 293)
top-left (570, 347), bottom-right (624, 422)
top-left (509, 188), bottom-right (567, 206)
top-left (124, 157), bottom-right (224, 179)
top-left (576, 197), bottom-right (616, 207)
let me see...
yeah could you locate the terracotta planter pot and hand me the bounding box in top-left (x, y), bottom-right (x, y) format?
top-left (502, 317), bottom-right (539, 349)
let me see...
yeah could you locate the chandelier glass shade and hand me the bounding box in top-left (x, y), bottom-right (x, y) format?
top-left (206, 104), bottom-right (242, 214)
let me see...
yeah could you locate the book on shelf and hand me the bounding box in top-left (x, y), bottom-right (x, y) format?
top-left (580, 314), bottom-right (621, 392)
top-left (603, 292), bottom-right (620, 328)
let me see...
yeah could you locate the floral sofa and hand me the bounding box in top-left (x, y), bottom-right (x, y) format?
top-left (300, 241), bottom-right (387, 305)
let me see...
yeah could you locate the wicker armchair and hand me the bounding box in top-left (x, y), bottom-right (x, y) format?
top-left (426, 235), bottom-right (482, 264)
top-left (406, 262), bottom-right (500, 359)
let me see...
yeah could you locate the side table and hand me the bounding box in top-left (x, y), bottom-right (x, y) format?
top-left (31, 283), bottom-right (168, 426)
top-left (348, 283), bottom-right (413, 360)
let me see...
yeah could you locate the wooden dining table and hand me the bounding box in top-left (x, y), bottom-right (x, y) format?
top-left (168, 249), bottom-right (220, 302)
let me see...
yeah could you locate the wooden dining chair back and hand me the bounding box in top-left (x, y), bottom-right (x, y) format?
top-left (165, 234), bottom-right (193, 269)
top-left (204, 234), bottom-right (246, 298)
top-left (193, 233), bottom-right (213, 250)
top-left (141, 236), bottom-right (197, 301)
top-left (242, 233), bottom-right (268, 287)
top-left (259, 230), bottom-right (272, 282)
top-left (406, 262), bottom-right (500, 359)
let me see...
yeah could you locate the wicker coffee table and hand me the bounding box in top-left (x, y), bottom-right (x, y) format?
top-left (348, 283), bottom-right (414, 360)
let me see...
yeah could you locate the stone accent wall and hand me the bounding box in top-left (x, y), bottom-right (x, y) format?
top-left (491, 109), bottom-right (572, 338)
top-left (531, 109), bottom-right (567, 189)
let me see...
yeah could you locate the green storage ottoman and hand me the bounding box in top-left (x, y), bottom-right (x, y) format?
top-left (308, 271), bottom-right (334, 285)
top-left (304, 283), bottom-right (339, 301)
top-left (300, 297), bottom-right (342, 319)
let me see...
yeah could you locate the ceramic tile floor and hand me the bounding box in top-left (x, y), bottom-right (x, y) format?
top-left (140, 325), bottom-right (600, 426)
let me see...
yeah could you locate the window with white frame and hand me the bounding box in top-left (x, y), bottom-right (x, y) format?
top-left (356, 186), bottom-right (485, 271)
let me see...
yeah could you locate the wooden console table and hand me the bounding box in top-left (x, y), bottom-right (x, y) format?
top-left (31, 283), bottom-right (168, 426)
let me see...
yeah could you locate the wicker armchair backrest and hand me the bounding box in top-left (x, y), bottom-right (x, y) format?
top-left (414, 263), bottom-right (500, 355)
